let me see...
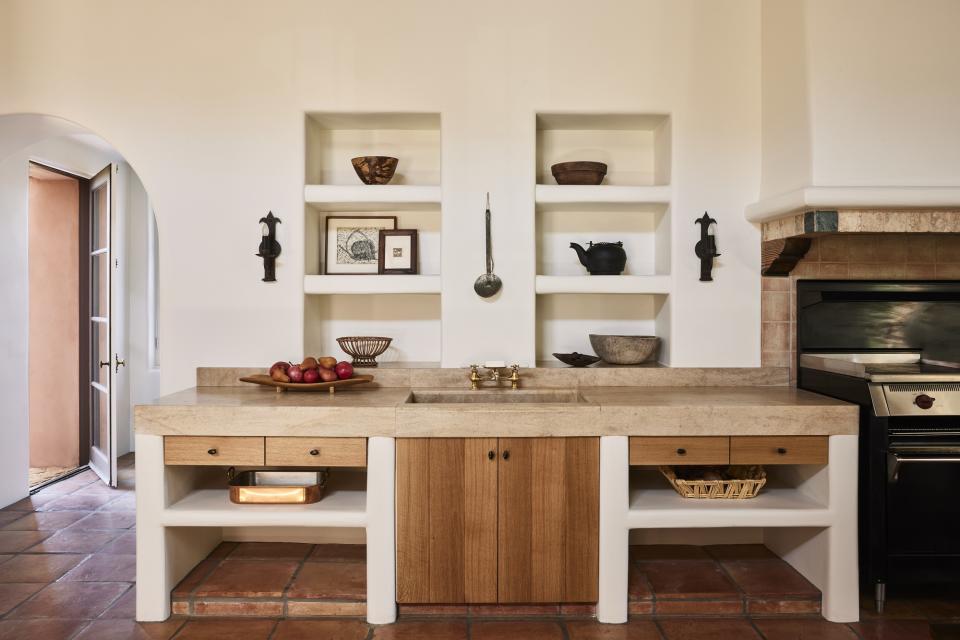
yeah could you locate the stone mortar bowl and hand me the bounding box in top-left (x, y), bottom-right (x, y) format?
top-left (589, 334), bottom-right (660, 365)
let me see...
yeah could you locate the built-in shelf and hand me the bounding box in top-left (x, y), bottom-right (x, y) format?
top-left (535, 275), bottom-right (671, 295)
top-left (626, 471), bottom-right (830, 529)
top-left (304, 185), bottom-right (441, 211)
top-left (304, 275), bottom-right (441, 295)
top-left (161, 474), bottom-right (367, 528)
top-left (535, 184), bottom-right (671, 207)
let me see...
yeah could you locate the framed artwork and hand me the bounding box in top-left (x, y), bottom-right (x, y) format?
top-left (324, 215), bottom-right (397, 274)
top-left (379, 229), bottom-right (419, 274)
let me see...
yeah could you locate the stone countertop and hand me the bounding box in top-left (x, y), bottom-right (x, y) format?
top-left (135, 384), bottom-right (857, 437)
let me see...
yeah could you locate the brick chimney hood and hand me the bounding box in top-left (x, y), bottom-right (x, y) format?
top-left (747, 187), bottom-right (960, 276)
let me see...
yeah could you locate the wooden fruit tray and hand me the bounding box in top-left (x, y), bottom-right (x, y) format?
top-left (239, 374), bottom-right (373, 393)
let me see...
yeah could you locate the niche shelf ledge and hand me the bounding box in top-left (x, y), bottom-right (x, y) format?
top-left (536, 184), bottom-right (671, 207)
top-left (304, 185), bottom-right (441, 211)
top-left (304, 275), bottom-right (441, 295)
top-left (535, 275), bottom-right (672, 295)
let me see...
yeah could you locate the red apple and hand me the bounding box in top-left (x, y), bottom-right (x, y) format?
top-left (287, 364), bottom-right (304, 383)
top-left (302, 368), bottom-right (320, 384)
top-left (318, 367), bottom-right (338, 382)
top-left (335, 361), bottom-right (354, 380)
top-left (269, 361), bottom-right (289, 376)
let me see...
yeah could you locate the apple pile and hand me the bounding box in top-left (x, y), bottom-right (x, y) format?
top-left (269, 357), bottom-right (354, 384)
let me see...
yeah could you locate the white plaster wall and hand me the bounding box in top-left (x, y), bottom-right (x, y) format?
top-left (0, 0), bottom-right (764, 389)
top-left (760, 0), bottom-right (960, 196)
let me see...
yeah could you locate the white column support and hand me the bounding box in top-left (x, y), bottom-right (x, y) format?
top-left (365, 436), bottom-right (397, 624)
top-left (597, 435), bottom-right (629, 623)
top-left (135, 434), bottom-right (170, 622)
top-left (821, 434), bottom-right (860, 622)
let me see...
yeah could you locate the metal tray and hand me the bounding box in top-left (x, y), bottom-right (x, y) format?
top-left (227, 468), bottom-right (328, 504)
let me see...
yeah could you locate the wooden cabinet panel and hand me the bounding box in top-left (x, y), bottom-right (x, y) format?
top-left (265, 437), bottom-right (366, 467)
top-left (164, 436), bottom-right (264, 466)
top-left (498, 437), bottom-right (599, 603)
top-left (396, 438), bottom-right (498, 604)
top-left (730, 436), bottom-right (828, 465)
top-left (629, 436), bottom-right (729, 466)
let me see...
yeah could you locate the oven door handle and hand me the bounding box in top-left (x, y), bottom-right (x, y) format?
top-left (888, 451), bottom-right (960, 483)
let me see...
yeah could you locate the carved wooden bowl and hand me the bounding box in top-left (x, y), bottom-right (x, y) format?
top-left (351, 156), bottom-right (399, 185)
top-left (551, 161), bottom-right (607, 185)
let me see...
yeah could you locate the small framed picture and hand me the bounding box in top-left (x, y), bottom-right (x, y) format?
top-left (378, 229), bottom-right (419, 274)
top-left (325, 215), bottom-right (397, 274)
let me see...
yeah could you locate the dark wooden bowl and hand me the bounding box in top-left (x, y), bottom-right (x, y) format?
top-left (552, 352), bottom-right (601, 367)
top-left (551, 161), bottom-right (607, 185)
top-left (351, 156), bottom-right (399, 185)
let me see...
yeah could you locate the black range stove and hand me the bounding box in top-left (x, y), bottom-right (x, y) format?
top-left (796, 281), bottom-right (960, 613)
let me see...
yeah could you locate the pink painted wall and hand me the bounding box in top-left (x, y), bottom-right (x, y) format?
top-left (28, 175), bottom-right (80, 468)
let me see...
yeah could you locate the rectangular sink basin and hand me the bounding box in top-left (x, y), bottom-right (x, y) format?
top-left (407, 389), bottom-right (585, 404)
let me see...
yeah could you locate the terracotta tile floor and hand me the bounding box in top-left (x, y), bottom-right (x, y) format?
top-left (2, 455), bottom-right (960, 638)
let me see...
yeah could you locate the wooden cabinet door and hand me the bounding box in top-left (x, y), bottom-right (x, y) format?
top-left (497, 437), bottom-right (599, 603)
top-left (396, 438), bottom-right (498, 603)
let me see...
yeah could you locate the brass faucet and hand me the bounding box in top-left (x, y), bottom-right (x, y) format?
top-left (469, 364), bottom-right (521, 390)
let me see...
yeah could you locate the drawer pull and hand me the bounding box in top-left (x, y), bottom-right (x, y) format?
top-left (502, 450), bottom-right (510, 461)
top-left (488, 450), bottom-right (495, 460)
top-left (777, 447), bottom-right (788, 455)
top-left (676, 448), bottom-right (687, 456)
top-left (309, 449), bottom-right (320, 456)
top-left (207, 448), bottom-right (218, 456)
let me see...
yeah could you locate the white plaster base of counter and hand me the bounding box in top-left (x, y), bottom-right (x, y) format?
top-left (134, 434), bottom-right (397, 624)
top-left (596, 435), bottom-right (860, 624)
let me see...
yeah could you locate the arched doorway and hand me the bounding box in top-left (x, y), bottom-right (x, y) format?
top-left (0, 114), bottom-right (159, 503)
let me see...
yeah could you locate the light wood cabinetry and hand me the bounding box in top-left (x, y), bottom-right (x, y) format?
top-left (730, 436), bottom-right (828, 465)
top-left (629, 436), bottom-right (728, 465)
top-left (498, 438), bottom-right (599, 603)
top-left (163, 436), bottom-right (264, 466)
top-left (264, 437), bottom-right (366, 467)
top-left (630, 436), bottom-right (828, 466)
top-left (396, 438), bottom-right (498, 604)
top-left (396, 437), bottom-right (599, 604)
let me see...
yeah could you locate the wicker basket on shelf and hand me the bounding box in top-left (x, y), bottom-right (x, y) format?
top-left (660, 465), bottom-right (767, 500)
top-left (336, 336), bottom-right (392, 367)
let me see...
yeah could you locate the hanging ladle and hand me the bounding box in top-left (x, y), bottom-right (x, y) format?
top-left (473, 192), bottom-right (502, 298)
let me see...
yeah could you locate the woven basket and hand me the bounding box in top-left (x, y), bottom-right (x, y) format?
top-left (336, 336), bottom-right (392, 367)
top-left (660, 465), bottom-right (767, 500)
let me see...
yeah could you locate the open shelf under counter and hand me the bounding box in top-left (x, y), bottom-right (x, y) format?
top-left (535, 184), bottom-right (671, 208)
top-left (535, 275), bottom-right (671, 295)
top-left (161, 473), bottom-right (367, 529)
top-left (304, 275), bottom-right (441, 295)
top-left (304, 184), bottom-right (441, 211)
top-left (626, 470), bottom-right (830, 530)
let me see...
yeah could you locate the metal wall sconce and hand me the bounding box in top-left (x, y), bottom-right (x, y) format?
top-left (257, 211), bottom-right (282, 282)
top-left (694, 212), bottom-right (720, 282)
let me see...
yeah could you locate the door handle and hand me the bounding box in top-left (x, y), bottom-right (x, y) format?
top-left (99, 360), bottom-right (110, 369)
top-left (887, 452), bottom-right (960, 482)
top-left (502, 450), bottom-right (510, 461)
top-left (115, 354), bottom-right (126, 373)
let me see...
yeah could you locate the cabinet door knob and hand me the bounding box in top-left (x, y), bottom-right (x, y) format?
top-left (487, 450), bottom-right (495, 460)
top-left (676, 448), bottom-right (687, 456)
top-left (309, 449), bottom-right (320, 456)
top-left (777, 447), bottom-right (787, 455)
top-left (502, 450), bottom-right (510, 461)
top-left (207, 448), bottom-right (218, 456)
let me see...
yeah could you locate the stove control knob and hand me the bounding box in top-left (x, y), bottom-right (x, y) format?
top-left (914, 394), bottom-right (936, 410)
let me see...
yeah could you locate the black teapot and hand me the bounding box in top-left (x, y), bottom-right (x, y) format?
top-left (570, 241), bottom-right (626, 275)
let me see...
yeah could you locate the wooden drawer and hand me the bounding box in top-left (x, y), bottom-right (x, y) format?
top-left (730, 436), bottom-right (828, 465)
top-left (265, 437), bottom-right (367, 467)
top-left (164, 436), bottom-right (264, 466)
top-left (629, 437), bottom-right (729, 466)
